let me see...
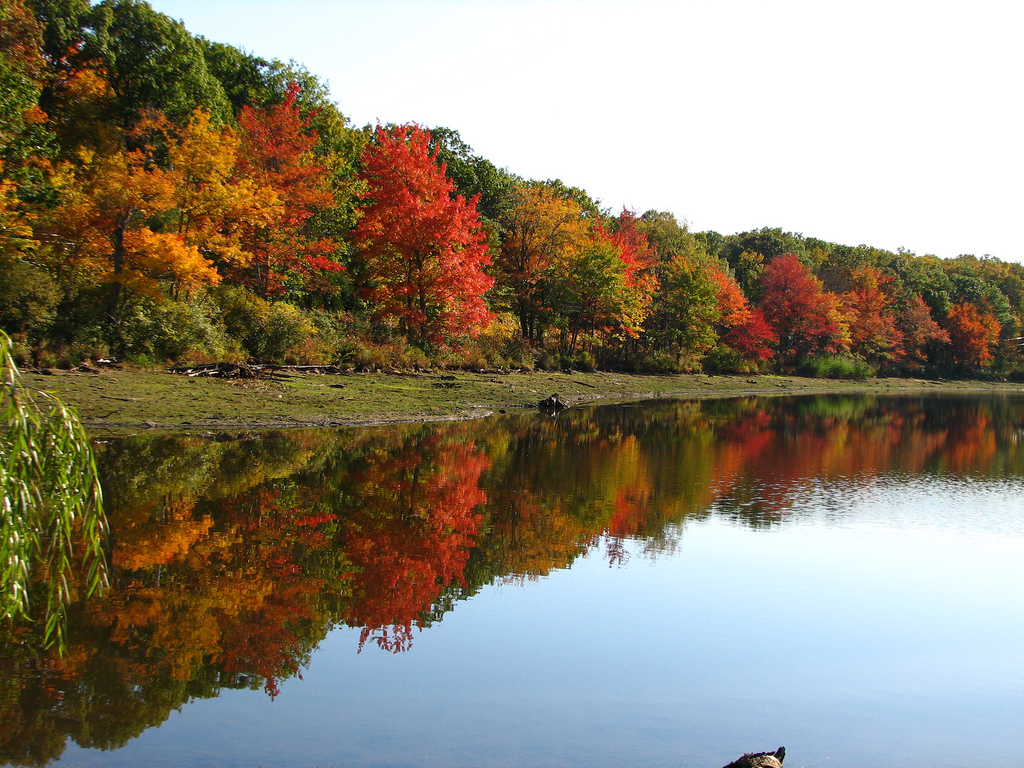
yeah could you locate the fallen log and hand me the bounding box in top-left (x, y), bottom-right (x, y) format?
top-left (169, 362), bottom-right (264, 379)
top-left (169, 362), bottom-right (346, 378)
top-left (262, 364), bottom-right (344, 375)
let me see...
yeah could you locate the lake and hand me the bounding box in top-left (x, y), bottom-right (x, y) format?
top-left (1, 393), bottom-right (1022, 768)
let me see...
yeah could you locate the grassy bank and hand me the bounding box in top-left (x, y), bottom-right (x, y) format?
top-left (21, 367), bottom-right (1024, 433)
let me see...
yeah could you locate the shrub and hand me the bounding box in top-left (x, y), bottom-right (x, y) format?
top-left (797, 354), bottom-right (874, 380)
top-left (0, 257), bottom-right (60, 345)
top-left (213, 287), bottom-right (315, 362)
top-left (151, 298), bottom-right (234, 362)
top-left (572, 349), bottom-right (597, 372)
top-left (335, 338), bottom-right (430, 370)
top-left (471, 314), bottom-right (537, 370)
top-left (108, 294), bottom-right (235, 364)
top-left (538, 350), bottom-right (561, 371)
top-left (261, 302), bottom-right (314, 362)
top-left (645, 350), bottom-right (685, 374)
top-left (702, 345), bottom-right (764, 375)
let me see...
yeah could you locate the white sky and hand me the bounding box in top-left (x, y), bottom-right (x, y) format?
top-left (146, 0), bottom-right (1022, 262)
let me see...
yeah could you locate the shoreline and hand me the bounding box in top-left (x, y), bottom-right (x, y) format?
top-left (21, 367), bottom-right (1024, 433)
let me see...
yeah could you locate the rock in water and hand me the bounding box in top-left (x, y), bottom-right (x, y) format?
top-left (538, 393), bottom-right (568, 412)
top-left (722, 747), bottom-right (785, 768)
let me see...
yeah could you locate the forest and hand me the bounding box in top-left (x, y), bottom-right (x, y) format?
top-left (2, 0), bottom-right (1024, 378)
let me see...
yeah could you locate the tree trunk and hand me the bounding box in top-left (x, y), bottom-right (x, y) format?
top-left (107, 210), bottom-right (132, 323)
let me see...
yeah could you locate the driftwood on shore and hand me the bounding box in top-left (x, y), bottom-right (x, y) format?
top-left (169, 362), bottom-right (344, 379)
top-left (722, 747), bottom-right (785, 768)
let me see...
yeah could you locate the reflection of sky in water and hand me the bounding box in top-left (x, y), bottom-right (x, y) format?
top-left (59, 477), bottom-right (1024, 768)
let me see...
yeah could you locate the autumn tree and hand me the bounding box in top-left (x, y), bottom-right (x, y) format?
top-left (645, 253), bottom-right (720, 367)
top-left (547, 238), bottom-right (630, 358)
top-left (840, 266), bottom-right (903, 365)
top-left (897, 295), bottom-right (949, 371)
top-left (719, 228), bottom-right (807, 300)
top-left (707, 267), bottom-right (775, 366)
top-left (944, 302), bottom-right (1000, 369)
top-left (604, 209), bottom-right (659, 335)
top-left (494, 182), bottom-right (591, 343)
top-left (354, 124), bottom-right (493, 347)
top-left (637, 211), bottom-right (741, 369)
top-left (40, 136), bottom-right (181, 325)
top-left (36, 108), bottom-right (277, 347)
top-left (166, 110), bottom-right (280, 285)
top-left (233, 82), bottom-right (340, 298)
top-left (758, 252), bottom-right (850, 365)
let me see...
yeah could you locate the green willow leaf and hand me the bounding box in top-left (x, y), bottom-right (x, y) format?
top-left (0, 330), bottom-right (109, 651)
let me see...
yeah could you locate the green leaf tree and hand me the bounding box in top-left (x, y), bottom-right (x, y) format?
top-left (85, 0), bottom-right (232, 126)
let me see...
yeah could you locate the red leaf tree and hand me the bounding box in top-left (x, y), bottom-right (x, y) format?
top-left (708, 267), bottom-right (776, 362)
top-left (235, 82), bottom-right (340, 298)
top-left (354, 124), bottom-right (494, 347)
top-left (898, 295), bottom-right (949, 370)
top-left (758, 253), bottom-right (849, 364)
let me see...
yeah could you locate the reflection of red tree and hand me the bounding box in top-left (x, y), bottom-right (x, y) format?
top-left (709, 400), bottom-right (1010, 517)
top-left (945, 411), bottom-right (997, 473)
top-left (219, 580), bottom-right (318, 698)
top-left (606, 483), bottom-right (653, 566)
top-left (213, 487), bottom-right (340, 695)
top-left (342, 435), bottom-right (489, 652)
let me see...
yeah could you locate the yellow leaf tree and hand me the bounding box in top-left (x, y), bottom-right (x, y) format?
top-left (36, 108), bottom-right (281, 345)
top-left (495, 183), bottom-right (591, 343)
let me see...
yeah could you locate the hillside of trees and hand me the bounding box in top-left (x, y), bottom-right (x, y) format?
top-left (3, 0), bottom-right (1023, 378)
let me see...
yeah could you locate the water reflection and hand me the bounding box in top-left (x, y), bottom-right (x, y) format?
top-left (1, 394), bottom-right (1021, 766)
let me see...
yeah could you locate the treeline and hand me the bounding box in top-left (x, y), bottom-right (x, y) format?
top-left (2, 0), bottom-right (1023, 378)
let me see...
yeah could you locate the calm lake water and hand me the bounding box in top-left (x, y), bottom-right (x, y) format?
top-left (2, 394), bottom-right (1022, 768)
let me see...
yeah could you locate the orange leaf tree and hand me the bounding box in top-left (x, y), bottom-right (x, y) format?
top-left (38, 108), bottom-right (279, 334)
top-left (840, 266), bottom-right (903, 365)
top-left (945, 301), bottom-right (1001, 368)
top-left (354, 124), bottom-right (493, 347)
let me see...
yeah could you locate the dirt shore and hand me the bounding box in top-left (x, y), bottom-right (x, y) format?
top-left (22, 366), bottom-right (1024, 434)
top-left (21, 367), bottom-right (1024, 432)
